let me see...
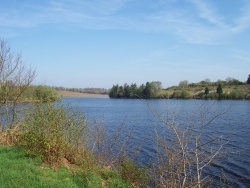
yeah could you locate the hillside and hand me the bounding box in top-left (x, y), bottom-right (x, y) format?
top-left (164, 83), bottom-right (250, 100)
top-left (109, 79), bottom-right (250, 100)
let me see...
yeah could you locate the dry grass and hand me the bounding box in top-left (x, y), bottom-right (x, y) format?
top-left (58, 91), bottom-right (109, 98)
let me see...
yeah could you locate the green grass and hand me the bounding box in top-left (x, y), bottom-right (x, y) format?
top-left (0, 146), bottom-right (129, 188)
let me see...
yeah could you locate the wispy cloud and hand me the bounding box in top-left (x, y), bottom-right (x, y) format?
top-left (232, 50), bottom-right (250, 63)
top-left (231, 1), bottom-right (250, 33)
top-left (189, 0), bottom-right (227, 28)
top-left (1, 0), bottom-right (250, 44)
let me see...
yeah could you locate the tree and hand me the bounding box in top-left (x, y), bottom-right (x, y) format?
top-left (0, 38), bottom-right (36, 128)
top-left (151, 81), bottom-right (162, 91)
top-left (144, 82), bottom-right (153, 98)
top-left (204, 78), bottom-right (211, 83)
top-left (205, 87), bottom-right (209, 95)
top-left (129, 83), bottom-right (138, 98)
top-left (247, 74), bottom-right (250, 84)
top-left (123, 83), bottom-right (130, 98)
top-left (179, 80), bottom-right (189, 87)
top-left (216, 83), bottom-right (223, 99)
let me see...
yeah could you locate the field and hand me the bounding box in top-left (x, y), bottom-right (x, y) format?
top-left (58, 91), bottom-right (109, 98)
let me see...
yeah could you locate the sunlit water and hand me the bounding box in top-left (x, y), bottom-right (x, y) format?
top-left (63, 98), bottom-right (250, 187)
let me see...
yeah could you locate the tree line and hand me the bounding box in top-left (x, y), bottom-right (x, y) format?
top-left (110, 78), bottom-right (250, 100)
top-left (109, 81), bottom-right (163, 99)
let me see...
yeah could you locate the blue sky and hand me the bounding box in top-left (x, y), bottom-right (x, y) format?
top-left (1, 0), bottom-right (250, 88)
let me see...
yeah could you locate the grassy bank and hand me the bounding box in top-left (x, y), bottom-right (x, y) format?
top-left (0, 146), bottom-right (129, 188)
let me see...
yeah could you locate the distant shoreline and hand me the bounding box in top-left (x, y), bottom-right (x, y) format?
top-left (58, 90), bottom-right (109, 98)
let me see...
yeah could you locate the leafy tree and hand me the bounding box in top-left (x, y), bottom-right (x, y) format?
top-left (151, 81), bottom-right (162, 91)
top-left (34, 85), bottom-right (58, 101)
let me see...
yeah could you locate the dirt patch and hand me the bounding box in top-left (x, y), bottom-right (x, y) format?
top-left (58, 91), bottom-right (109, 98)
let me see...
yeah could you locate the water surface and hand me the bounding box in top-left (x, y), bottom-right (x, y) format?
top-left (63, 98), bottom-right (250, 187)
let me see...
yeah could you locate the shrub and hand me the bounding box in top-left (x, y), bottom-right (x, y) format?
top-left (118, 158), bottom-right (149, 187)
top-left (181, 90), bottom-right (192, 99)
top-left (20, 102), bottom-right (87, 166)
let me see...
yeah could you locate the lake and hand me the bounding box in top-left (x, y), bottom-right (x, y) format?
top-left (63, 98), bottom-right (250, 187)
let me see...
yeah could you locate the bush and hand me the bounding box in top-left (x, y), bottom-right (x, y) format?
top-left (181, 90), bottom-right (192, 99)
top-left (118, 158), bottom-right (149, 187)
top-left (20, 102), bottom-right (87, 165)
top-left (34, 85), bottom-right (59, 101)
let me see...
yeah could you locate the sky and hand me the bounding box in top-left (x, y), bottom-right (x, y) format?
top-left (1, 0), bottom-right (250, 89)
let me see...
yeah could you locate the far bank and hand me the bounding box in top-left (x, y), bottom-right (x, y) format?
top-left (58, 90), bottom-right (109, 98)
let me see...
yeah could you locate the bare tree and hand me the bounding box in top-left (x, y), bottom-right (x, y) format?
top-left (0, 38), bottom-right (36, 129)
top-left (148, 102), bottom-right (229, 187)
top-left (179, 80), bottom-right (189, 87)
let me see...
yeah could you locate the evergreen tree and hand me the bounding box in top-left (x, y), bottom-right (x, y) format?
top-left (123, 83), bottom-right (130, 98)
top-left (216, 83), bottom-right (223, 99)
top-left (144, 82), bottom-right (153, 98)
top-left (247, 74), bottom-right (250, 84)
top-left (205, 87), bottom-right (209, 95)
top-left (130, 83), bottom-right (138, 98)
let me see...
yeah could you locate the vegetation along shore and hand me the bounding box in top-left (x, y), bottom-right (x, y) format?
top-left (109, 77), bottom-right (250, 100)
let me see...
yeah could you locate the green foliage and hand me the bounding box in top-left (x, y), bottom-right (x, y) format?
top-left (216, 84), bottom-right (223, 99)
top-left (171, 90), bottom-right (192, 99)
top-left (179, 80), bottom-right (189, 87)
top-left (227, 89), bottom-right (245, 100)
top-left (118, 158), bottom-right (149, 187)
top-left (33, 85), bottom-right (59, 101)
top-left (205, 87), bottom-right (209, 95)
top-left (109, 81), bottom-right (162, 99)
top-left (171, 91), bottom-right (181, 99)
top-left (0, 84), bottom-right (59, 102)
top-left (181, 90), bottom-right (192, 99)
top-left (216, 84), bottom-right (223, 95)
top-left (20, 102), bottom-right (87, 165)
top-left (80, 171), bottom-right (129, 188)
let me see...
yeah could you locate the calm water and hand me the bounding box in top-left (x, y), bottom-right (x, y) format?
top-left (63, 98), bottom-right (250, 187)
